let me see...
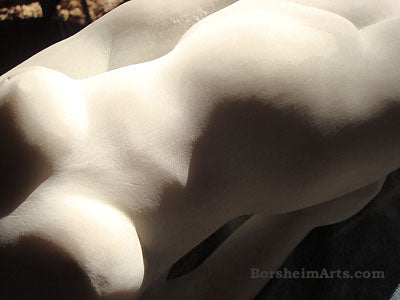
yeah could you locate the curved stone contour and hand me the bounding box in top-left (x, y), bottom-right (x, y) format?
top-left (0, 0), bottom-right (400, 299)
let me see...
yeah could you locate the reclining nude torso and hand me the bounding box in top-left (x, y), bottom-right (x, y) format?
top-left (0, 0), bottom-right (399, 298)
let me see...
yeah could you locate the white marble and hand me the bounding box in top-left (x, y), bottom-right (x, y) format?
top-left (0, 0), bottom-right (399, 299)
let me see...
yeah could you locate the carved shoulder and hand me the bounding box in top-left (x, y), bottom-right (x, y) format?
top-left (0, 66), bottom-right (88, 156)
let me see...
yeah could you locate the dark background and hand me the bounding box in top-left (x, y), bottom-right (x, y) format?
top-left (0, 0), bottom-right (89, 75)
